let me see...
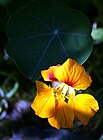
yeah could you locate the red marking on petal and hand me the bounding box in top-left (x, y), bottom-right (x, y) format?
top-left (67, 81), bottom-right (74, 87)
top-left (48, 72), bottom-right (58, 81)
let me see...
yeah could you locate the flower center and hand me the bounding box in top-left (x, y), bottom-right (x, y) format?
top-left (52, 82), bottom-right (75, 103)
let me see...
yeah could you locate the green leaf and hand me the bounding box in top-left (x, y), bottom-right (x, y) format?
top-left (0, 5), bottom-right (8, 32)
top-left (91, 28), bottom-right (103, 41)
top-left (6, 1), bottom-right (93, 81)
top-left (0, 0), bottom-right (11, 5)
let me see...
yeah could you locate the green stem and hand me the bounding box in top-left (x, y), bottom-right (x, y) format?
top-left (0, 71), bottom-right (17, 81)
top-left (6, 82), bottom-right (19, 98)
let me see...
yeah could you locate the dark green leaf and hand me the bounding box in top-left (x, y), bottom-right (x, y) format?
top-left (0, 0), bottom-right (11, 5)
top-left (6, 1), bottom-right (93, 81)
top-left (0, 5), bottom-right (8, 32)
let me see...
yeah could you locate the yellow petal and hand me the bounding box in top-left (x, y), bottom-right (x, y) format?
top-left (41, 58), bottom-right (92, 90)
top-left (71, 94), bottom-right (99, 125)
top-left (31, 80), bottom-right (55, 118)
top-left (54, 58), bottom-right (92, 90)
top-left (41, 65), bottom-right (60, 81)
top-left (48, 99), bottom-right (74, 129)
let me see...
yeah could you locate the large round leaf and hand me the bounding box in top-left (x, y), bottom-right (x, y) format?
top-left (6, 1), bottom-right (93, 81)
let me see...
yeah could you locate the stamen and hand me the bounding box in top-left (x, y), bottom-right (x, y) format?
top-left (65, 97), bottom-right (68, 103)
top-left (52, 82), bottom-right (75, 102)
top-left (65, 90), bottom-right (69, 96)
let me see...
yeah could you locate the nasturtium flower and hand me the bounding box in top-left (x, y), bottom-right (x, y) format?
top-left (31, 58), bottom-right (99, 129)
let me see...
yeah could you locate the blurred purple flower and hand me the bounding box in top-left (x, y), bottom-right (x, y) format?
top-left (6, 100), bottom-right (31, 121)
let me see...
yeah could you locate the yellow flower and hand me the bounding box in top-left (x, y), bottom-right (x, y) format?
top-left (31, 58), bottom-right (99, 129)
top-left (41, 58), bottom-right (92, 90)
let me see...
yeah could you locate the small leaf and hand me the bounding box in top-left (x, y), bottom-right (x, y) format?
top-left (91, 28), bottom-right (103, 41)
top-left (6, 1), bottom-right (93, 81)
